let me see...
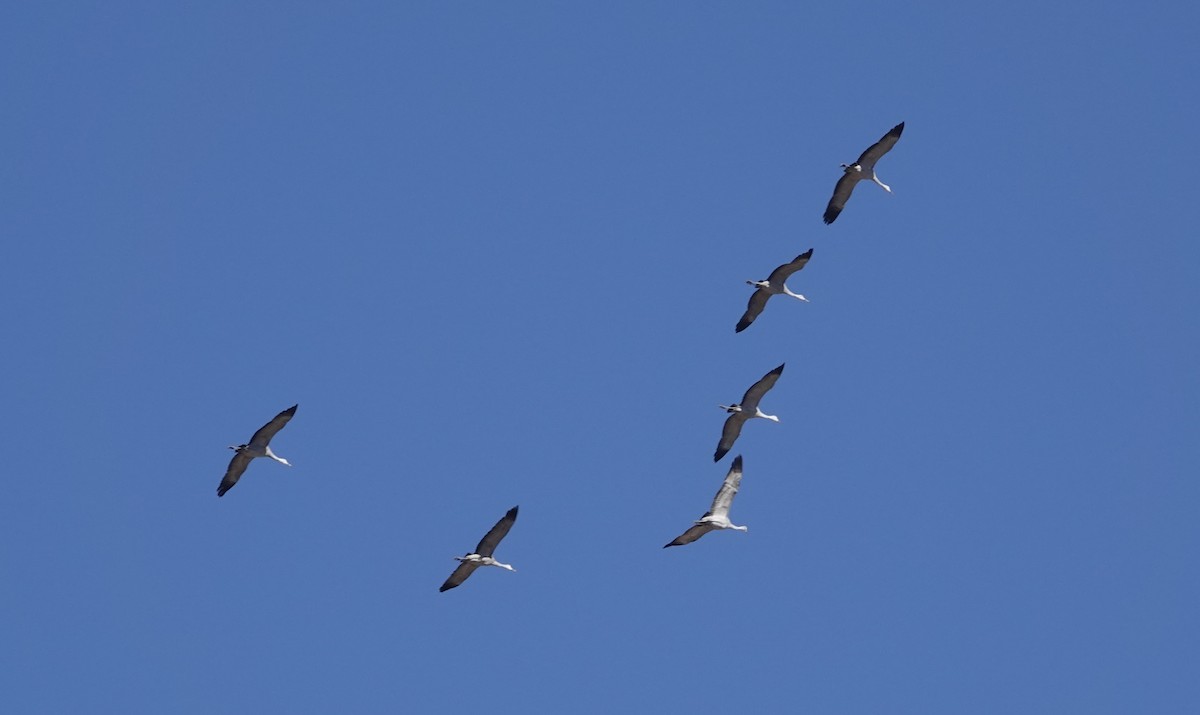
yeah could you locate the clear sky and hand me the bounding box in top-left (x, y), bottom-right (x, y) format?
top-left (2, 2), bottom-right (1197, 713)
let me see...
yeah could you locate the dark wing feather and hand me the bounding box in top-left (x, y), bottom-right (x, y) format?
top-left (474, 506), bottom-right (518, 557)
top-left (663, 523), bottom-right (714, 548)
top-left (823, 172), bottom-right (860, 225)
top-left (714, 412), bottom-right (746, 462)
top-left (439, 561), bottom-right (480, 592)
top-left (740, 363), bottom-right (785, 411)
top-left (766, 249), bottom-right (814, 283)
top-left (247, 404), bottom-right (298, 450)
top-left (736, 289), bottom-right (772, 333)
top-left (217, 450), bottom-right (252, 497)
top-left (855, 122), bottom-right (904, 168)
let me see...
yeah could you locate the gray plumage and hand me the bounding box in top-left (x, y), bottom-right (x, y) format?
top-left (823, 122), bottom-right (904, 224)
top-left (715, 364), bottom-right (784, 462)
top-left (217, 404), bottom-right (297, 497)
top-left (440, 506), bottom-right (520, 592)
top-left (664, 456), bottom-right (747, 548)
top-left (736, 249), bottom-right (814, 333)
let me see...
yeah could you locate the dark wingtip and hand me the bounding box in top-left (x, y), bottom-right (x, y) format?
top-left (822, 208), bottom-right (839, 224)
top-left (772, 363), bottom-right (785, 374)
top-left (216, 486), bottom-right (228, 497)
top-left (735, 320), bottom-right (749, 333)
top-left (799, 248), bottom-right (814, 259)
top-left (893, 121), bottom-right (905, 135)
top-left (663, 542), bottom-right (676, 549)
top-left (507, 506), bottom-right (519, 519)
top-left (714, 449), bottom-right (725, 462)
top-left (438, 583), bottom-right (455, 592)
top-left (732, 455), bottom-right (743, 470)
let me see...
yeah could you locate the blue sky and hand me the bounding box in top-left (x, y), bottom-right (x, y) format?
top-left (2, 2), bottom-right (1197, 713)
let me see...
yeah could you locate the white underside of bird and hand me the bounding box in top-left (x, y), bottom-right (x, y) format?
top-left (454, 554), bottom-right (515, 571)
top-left (696, 514), bottom-right (746, 532)
top-left (234, 444), bottom-right (291, 466)
top-left (748, 280), bottom-right (809, 301)
top-left (719, 404), bottom-right (780, 421)
top-left (842, 163), bottom-right (892, 193)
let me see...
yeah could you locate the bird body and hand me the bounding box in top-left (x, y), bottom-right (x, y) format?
top-left (715, 364), bottom-right (784, 462)
top-left (823, 122), bottom-right (904, 224)
top-left (665, 456), bottom-right (747, 548)
top-left (736, 249), bottom-right (814, 332)
top-left (452, 555), bottom-right (515, 570)
top-left (229, 442), bottom-right (289, 464)
top-left (217, 404), bottom-right (297, 497)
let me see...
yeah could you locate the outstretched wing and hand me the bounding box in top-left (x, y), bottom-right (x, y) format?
top-left (714, 412), bottom-right (746, 462)
top-left (740, 363), bottom-right (785, 412)
top-left (247, 404), bottom-right (298, 450)
top-left (709, 455), bottom-right (744, 518)
top-left (766, 249), bottom-right (814, 284)
top-left (663, 522), bottom-right (714, 548)
top-left (217, 450), bottom-right (253, 497)
top-left (855, 121), bottom-right (904, 169)
top-left (474, 506), bottom-right (519, 557)
top-left (823, 172), bottom-right (860, 225)
top-left (736, 289), bottom-right (772, 333)
top-left (439, 560), bottom-right (480, 592)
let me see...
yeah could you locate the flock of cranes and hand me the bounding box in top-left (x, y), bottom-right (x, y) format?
top-left (215, 121), bottom-right (905, 591)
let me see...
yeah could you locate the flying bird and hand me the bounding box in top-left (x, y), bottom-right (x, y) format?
top-left (715, 364), bottom-right (784, 462)
top-left (823, 122), bottom-right (905, 224)
top-left (664, 456), bottom-right (748, 548)
top-left (216, 404), bottom-right (297, 497)
top-left (440, 506), bottom-right (520, 592)
top-left (736, 249), bottom-right (814, 333)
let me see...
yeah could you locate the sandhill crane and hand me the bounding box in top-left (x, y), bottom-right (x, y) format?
top-left (664, 456), bottom-right (747, 548)
top-left (823, 122), bottom-right (904, 224)
top-left (715, 364), bottom-right (784, 462)
top-left (440, 506), bottom-right (519, 592)
top-left (736, 249), bottom-right (814, 333)
top-left (217, 404), bottom-right (297, 497)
